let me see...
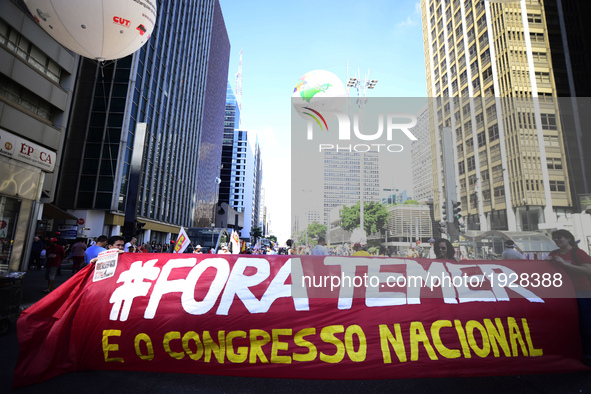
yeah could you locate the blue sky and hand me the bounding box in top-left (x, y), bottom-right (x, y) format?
top-left (219, 0), bottom-right (428, 242)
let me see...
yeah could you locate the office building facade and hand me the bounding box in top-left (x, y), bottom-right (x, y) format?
top-left (227, 129), bottom-right (262, 239)
top-left (411, 104), bottom-right (434, 202)
top-left (56, 0), bottom-right (229, 242)
top-left (0, 0), bottom-right (78, 272)
top-left (323, 149), bottom-right (380, 226)
top-left (421, 0), bottom-right (573, 232)
top-left (219, 82), bottom-right (240, 208)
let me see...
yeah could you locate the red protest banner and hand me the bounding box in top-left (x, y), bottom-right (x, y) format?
top-left (13, 255), bottom-right (587, 387)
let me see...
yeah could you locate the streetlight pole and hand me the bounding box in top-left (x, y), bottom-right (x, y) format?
top-left (212, 176), bottom-right (221, 227)
top-left (346, 70), bottom-right (378, 236)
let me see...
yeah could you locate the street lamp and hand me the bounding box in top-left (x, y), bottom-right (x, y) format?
top-left (212, 176), bottom-right (221, 226)
top-left (347, 71), bottom-right (378, 235)
top-left (347, 77), bottom-right (358, 87)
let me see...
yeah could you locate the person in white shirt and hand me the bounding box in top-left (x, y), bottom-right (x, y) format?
top-left (124, 237), bottom-right (137, 252)
top-left (218, 245), bottom-right (230, 254)
top-left (501, 240), bottom-right (523, 260)
top-left (310, 237), bottom-right (330, 256)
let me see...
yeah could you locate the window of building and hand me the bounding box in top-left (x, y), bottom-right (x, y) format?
top-left (530, 32), bottom-right (544, 42)
top-left (540, 113), bottom-right (557, 130)
top-left (475, 113), bottom-right (484, 126)
top-left (462, 103), bottom-right (470, 115)
top-left (479, 33), bottom-right (488, 47)
top-left (460, 70), bottom-right (467, 86)
top-left (0, 19), bottom-right (63, 84)
top-left (0, 74), bottom-right (56, 121)
top-left (547, 157), bottom-right (563, 170)
top-left (549, 180), bottom-right (566, 192)
top-left (486, 104), bottom-right (496, 119)
top-left (481, 170), bottom-right (489, 182)
top-left (532, 51), bottom-right (547, 62)
top-left (527, 13), bottom-right (542, 24)
top-left (467, 155), bottom-right (476, 171)
top-left (543, 135), bottom-right (559, 146)
top-left (535, 72), bottom-right (551, 84)
top-left (451, 79), bottom-right (458, 94)
top-left (477, 131), bottom-right (486, 147)
top-left (467, 27), bottom-right (475, 42)
top-left (488, 124), bottom-right (499, 141)
top-left (494, 186), bottom-right (505, 197)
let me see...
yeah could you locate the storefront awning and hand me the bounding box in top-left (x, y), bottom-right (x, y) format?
top-left (42, 204), bottom-right (78, 221)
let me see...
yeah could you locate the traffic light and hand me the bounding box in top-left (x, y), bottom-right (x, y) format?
top-left (453, 201), bottom-right (462, 220)
top-left (453, 201), bottom-right (463, 231)
top-left (438, 221), bottom-right (447, 235)
top-left (442, 204), bottom-right (448, 222)
top-left (457, 220), bottom-right (466, 234)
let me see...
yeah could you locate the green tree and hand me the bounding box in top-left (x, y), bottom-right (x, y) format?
top-left (251, 226), bottom-right (263, 241)
top-left (403, 199), bottom-right (419, 205)
top-left (295, 231), bottom-right (306, 246)
top-left (290, 223), bottom-right (326, 246)
top-left (267, 235), bottom-right (277, 243)
top-left (340, 201), bottom-right (389, 235)
top-left (307, 222), bottom-right (327, 240)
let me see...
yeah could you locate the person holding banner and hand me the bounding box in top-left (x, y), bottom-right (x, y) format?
top-left (546, 229), bottom-right (591, 365)
top-left (107, 236), bottom-right (125, 251)
top-left (310, 237), bottom-right (329, 256)
top-left (501, 239), bottom-right (524, 260)
top-left (352, 243), bottom-right (370, 256)
top-left (433, 238), bottom-right (459, 263)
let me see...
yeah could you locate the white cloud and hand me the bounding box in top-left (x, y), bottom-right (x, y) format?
top-left (394, 2), bottom-right (421, 29)
top-left (257, 125), bottom-right (279, 149)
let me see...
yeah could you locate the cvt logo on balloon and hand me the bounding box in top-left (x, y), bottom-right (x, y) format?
top-left (23, 0), bottom-right (157, 61)
top-left (113, 17), bottom-right (131, 28)
top-left (292, 70), bottom-right (418, 153)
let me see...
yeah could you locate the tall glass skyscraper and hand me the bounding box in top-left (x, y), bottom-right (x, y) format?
top-left (56, 0), bottom-right (229, 242)
top-left (219, 82), bottom-right (240, 208)
top-left (229, 129), bottom-right (262, 240)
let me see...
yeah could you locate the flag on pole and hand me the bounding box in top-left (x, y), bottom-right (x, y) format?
top-left (230, 230), bottom-right (240, 254)
top-left (173, 226), bottom-right (190, 253)
top-left (253, 238), bottom-right (261, 252)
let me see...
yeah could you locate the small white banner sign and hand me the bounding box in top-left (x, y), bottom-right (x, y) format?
top-left (0, 128), bottom-right (56, 172)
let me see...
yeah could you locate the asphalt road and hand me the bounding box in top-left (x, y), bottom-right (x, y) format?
top-left (2, 268), bottom-right (591, 393)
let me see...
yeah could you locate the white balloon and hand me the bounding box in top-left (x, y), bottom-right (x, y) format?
top-left (24, 0), bottom-right (157, 61)
top-left (292, 70), bottom-right (346, 121)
